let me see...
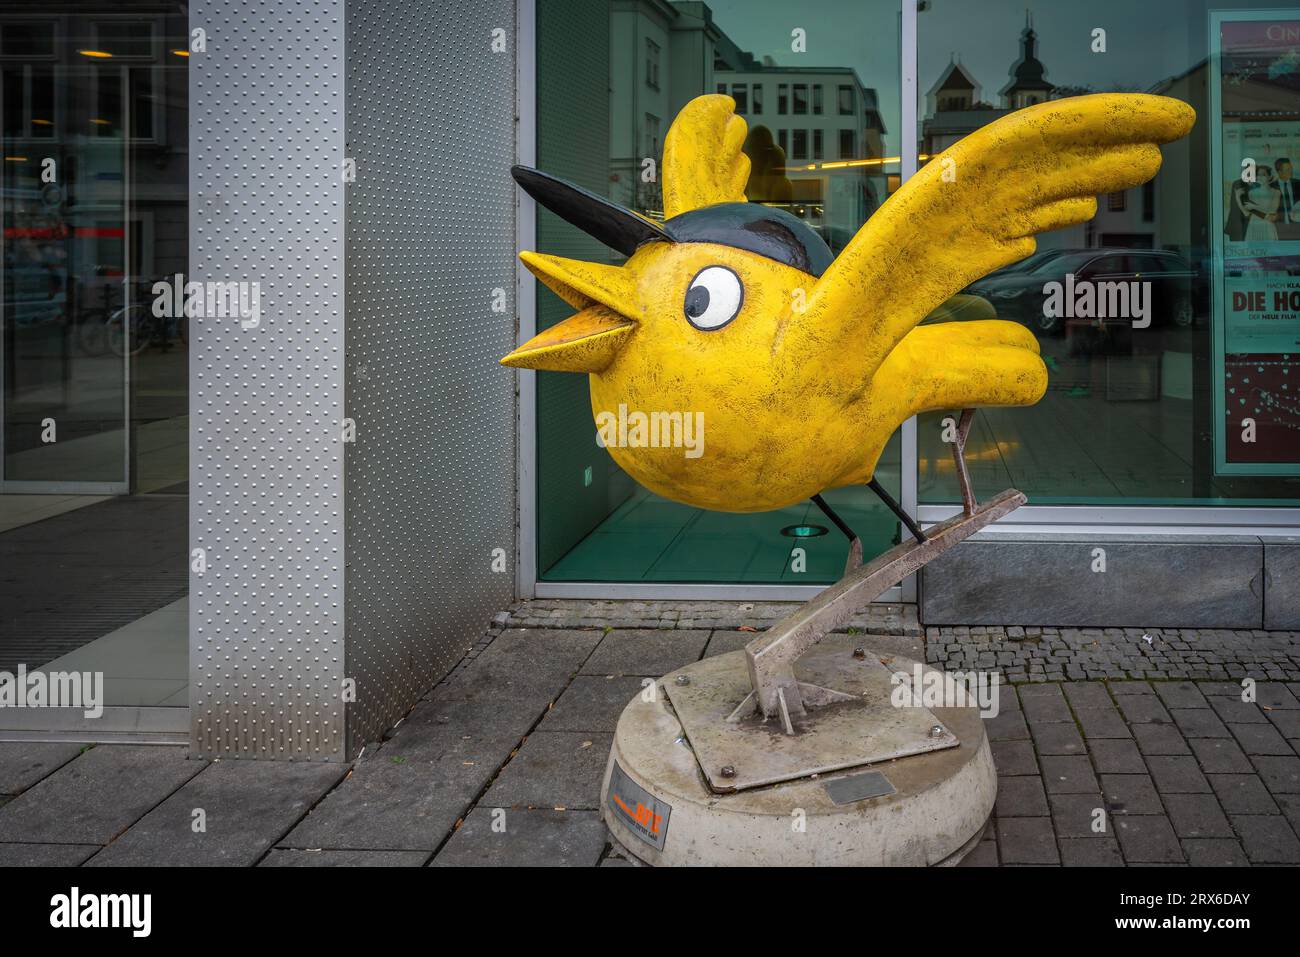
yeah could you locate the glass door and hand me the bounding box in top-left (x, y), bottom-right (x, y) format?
top-left (3, 65), bottom-right (131, 493)
top-left (533, 0), bottom-right (905, 586)
top-left (0, 8), bottom-right (190, 718)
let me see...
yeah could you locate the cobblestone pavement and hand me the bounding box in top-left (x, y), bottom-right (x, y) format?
top-left (927, 624), bottom-right (1300, 683)
top-left (0, 599), bottom-right (1297, 866)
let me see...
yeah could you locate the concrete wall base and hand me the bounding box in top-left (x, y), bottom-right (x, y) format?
top-left (919, 532), bottom-right (1296, 629)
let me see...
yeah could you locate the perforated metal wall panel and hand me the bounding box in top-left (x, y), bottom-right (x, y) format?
top-left (343, 0), bottom-right (518, 753)
top-left (190, 0), bottom-right (347, 759)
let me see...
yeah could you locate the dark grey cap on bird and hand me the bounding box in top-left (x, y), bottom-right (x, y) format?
top-left (510, 165), bottom-right (834, 277)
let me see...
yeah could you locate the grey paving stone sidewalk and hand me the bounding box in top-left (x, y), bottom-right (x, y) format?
top-left (0, 599), bottom-right (1296, 866)
top-left (927, 623), bottom-right (1300, 682)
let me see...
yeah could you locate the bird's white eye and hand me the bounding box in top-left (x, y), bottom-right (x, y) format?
top-left (683, 266), bottom-right (743, 330)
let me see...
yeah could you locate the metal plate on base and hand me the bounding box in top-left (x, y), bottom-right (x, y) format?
top-left (664, 640), bottom-right (958, 793)
top-left (607, 760), bottom-right (671, 850)
top-left (824, 770), bottom-right (895, 805)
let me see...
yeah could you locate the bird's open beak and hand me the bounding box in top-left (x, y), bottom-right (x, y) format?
top-left (501, 252), bottom-right (639, 373)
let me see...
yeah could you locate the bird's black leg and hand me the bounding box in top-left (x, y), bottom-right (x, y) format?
top-left (867, 478), bottom-right (927, 545)
top-left (811, 493), bottom-right (857, 542)
top-left (810, 494), bottom-right (864, 573)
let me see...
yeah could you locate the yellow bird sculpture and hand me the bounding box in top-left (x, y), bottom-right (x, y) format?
top-left (503, 93), bottom-right (1194, 542)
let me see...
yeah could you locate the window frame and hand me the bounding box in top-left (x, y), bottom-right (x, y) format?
top-left (792, 127), bottom-right (808, 160)
top-left (838, 83), bottom-right (853, 115)
top-left (90, 18), bottom-right (161, 61)
top-left (645, 37), bottom-right (660, 90)
top-left (0, 18), bottom-right (58, 61)
top-left (731, 82), bottom-right (747, 113)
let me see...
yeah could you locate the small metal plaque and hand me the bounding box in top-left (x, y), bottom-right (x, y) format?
top-left (607, 761), bottom-right (671, 851)
top-left (824, 770), bottom-right (895, 806)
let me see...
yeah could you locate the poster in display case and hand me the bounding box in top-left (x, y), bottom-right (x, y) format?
top-left (1210, 10), bottom-right (1300, 475)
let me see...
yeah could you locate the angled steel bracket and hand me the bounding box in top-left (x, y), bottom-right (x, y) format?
top-left (743, 408), bottom-right (1017, 725)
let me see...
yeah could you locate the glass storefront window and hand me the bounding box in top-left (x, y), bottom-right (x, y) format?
top-left (535, 0), bottom-right (903, 584)
top-left (531, 0), bottom-right (1300, 589)
top-left (1, 4), bottom-right (189, 708)
top-left (916, 0), bottom-right (1300, 508)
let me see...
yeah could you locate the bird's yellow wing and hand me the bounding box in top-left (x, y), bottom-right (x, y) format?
top-left (920, 293), bottom-right (998, 325)
top-left (790, 94), bottom-right (1195, 379)
top-left (836, 320), bottom-right (1048, 486)
top-left (662, 94), bottom-right (751, 219)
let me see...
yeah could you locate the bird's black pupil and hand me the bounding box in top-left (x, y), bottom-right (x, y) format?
top-left (684, 285), bottom-right (710, 319)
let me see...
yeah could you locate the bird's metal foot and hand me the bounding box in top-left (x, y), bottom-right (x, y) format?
top-left (951, 408), bottom-right (978, 516)
top-left (811, 494), bottom-right (867, 570)
top-left (844, 537), bottom-right (863, 574)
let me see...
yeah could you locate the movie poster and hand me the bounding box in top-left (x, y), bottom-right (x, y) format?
top-left (1211, 13), bottom-right (1300, 475)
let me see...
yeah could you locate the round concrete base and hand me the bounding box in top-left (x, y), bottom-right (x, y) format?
top-left (600, 653), bottom-right (996, 867)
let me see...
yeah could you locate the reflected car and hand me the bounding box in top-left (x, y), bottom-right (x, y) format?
top-left (998, 247), bottom-right (1072, 275)
top-left (966, 248), bottom-right (1197, 335)
top-left (5, 264), bottom-right (66, 327)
